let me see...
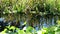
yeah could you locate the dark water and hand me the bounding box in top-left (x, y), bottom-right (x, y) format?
top-left (0, 14), bottom-right (59, 31)
top-left (19, 15), bottom-right (58, 31)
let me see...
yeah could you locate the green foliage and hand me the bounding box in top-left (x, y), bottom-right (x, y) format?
top-left (0, 25), bottom-right (60, 34)
top-left (0, 0), bottom-right (60, 34)
top-left (0, 0), bottom-right (60, 15)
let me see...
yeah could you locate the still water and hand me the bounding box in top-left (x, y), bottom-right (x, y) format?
top-left (0, 15), bottom-right (59, 31)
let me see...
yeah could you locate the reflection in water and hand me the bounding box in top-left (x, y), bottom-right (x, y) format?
top-left (52, 17), bottom-right (54, 25)
top-left (35, 16), bottom-right (58, 31)
top-left (0, 14), bottom-right (59, 31)
top-left (0, 18), bottom-right (4, 21)
top-left (19, 15), bottom-right (58, 31)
